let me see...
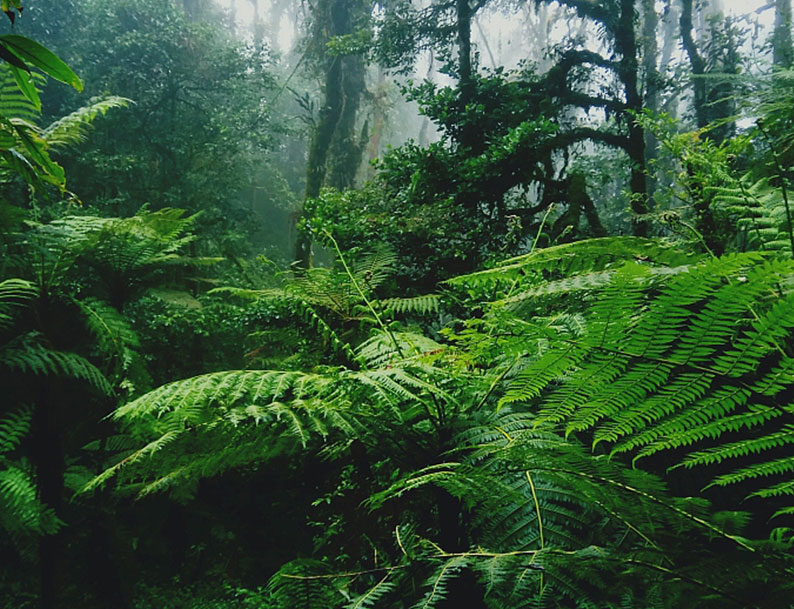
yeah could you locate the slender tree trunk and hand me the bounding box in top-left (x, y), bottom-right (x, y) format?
top-left (641, 0), bottom-right (660, 205)
top-left (366, 68), bottom-right (388, 178)
top-left (250, 0), bottom-right (264, 46)
top-left (456, 0), bottom-right (475, 148)
top-left (659, 1), bottom-right (680, 116)
top-left (680, 0), bottom-right (708, 129)
top-left (417, 52), bottom-right (436, 147)
top-left (327, 52), bottom-right (366, 188)
top-left (774, 0), bottom-right (794, 68)
top-left (616, 0), bottom-right (649, 235)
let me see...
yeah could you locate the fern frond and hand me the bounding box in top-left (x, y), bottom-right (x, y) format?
top-left (346, 575), bottom-right (396, 609)
top-left (265, 559), bottom-right (343, 609)
top-left (413, 555), bottom-right (469, 609)
top-left (74, 296), bottom-right (140, 365)
top-left (0, 463), bottom-right (61, 535)
top-left (2, 343), bottom-right (112, 394)
top-left (513, 250), bottom-right (794, 513)
top-left (445, 237), bottom-right (701, 291)
top-left (0, 277), bottom-right (36, 330)
top-left (373, 294), bottom-right (441, 316)
top-left (0, 408), bottom-right (31, 453)
top-left (42, 96), bottom-right (131, 148)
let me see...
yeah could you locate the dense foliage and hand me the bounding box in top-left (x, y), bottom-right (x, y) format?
top-left (2, 1), bottom-right (794, 608)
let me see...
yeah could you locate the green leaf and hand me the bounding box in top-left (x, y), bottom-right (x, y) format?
top-left (8, 64), bottom-right (40, 111)
top-left (13, 122), bottom-right (64, 184)
top-left (0, 42), bottom-right (27, 71)
top-left (0, 35), bottom-right (83, 91)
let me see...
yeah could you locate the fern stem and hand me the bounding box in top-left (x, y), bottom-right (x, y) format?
top-left (351, 573), bottom-right (391, 609)
top-left (323, 230), bottom-right (405, 359)
top-left (525, 471), bottom-right (545, 595)
top-left (501, 203), bottom-right (557, 306)
top-left (530, 203), bottom-right (555, 255)
top-left (475, 361), bottom-right (516, 412)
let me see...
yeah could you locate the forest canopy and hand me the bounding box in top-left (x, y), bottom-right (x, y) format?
top-left (2, 0), bottom-right (794, 608)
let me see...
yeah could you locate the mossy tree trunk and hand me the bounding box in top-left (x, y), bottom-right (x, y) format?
top-left (616, 0), bottom-right (649, 236)
top-left (294, 0), bottom-right (368, 269)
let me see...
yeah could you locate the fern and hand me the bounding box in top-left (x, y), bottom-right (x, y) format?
top-left (444, 237), bottom-right (701, 292)
top-left (346, 575), bottom-right (396, 609)
top-left (473, 247), bottom-right (794, 515)
top-left (75, 297), bottom-right (140, 358)
top-left (42, 95), bottom-right (131, 148)
top-left (2, 342), bottom-right (112, 394)
top-left (265, 559), bottom-right (344, 609)
top-left (0, 408), bottom-right (30, 456)
top-left (412, 555), bottom-right (469, 609)
top-left (0, 409), bottom-right (61, 536)
top-left (0, 277), bottom-right (35, 331)
top-left (371, 293), bottom-right (441, 317)
top-left (712, 174), bottom-right (794, 256)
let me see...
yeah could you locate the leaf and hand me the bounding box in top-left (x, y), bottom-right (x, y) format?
top-left (0, 42), bottom-right (27, 71)
top-left (8, 64), bottom-right (40, 111)
top-left (0, 35), bottom-right (83, 91)
top-left (12, 122), bottom-right (64, 184)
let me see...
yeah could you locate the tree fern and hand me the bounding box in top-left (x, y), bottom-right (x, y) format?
top-left (89, 237), bottom-right (794, 607)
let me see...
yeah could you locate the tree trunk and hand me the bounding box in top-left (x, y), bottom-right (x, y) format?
top-left (456, 0), bottom-right (475, 148)
top-left (616, 0), bottom-right (649, 236)
top-left (774, 0), bottom-right (794, 68)
top-left (641, 0), bottom-right (660, 205)
top-left (680, 0), bottom-right (708, 129)
top-left (293, 0), bottom-right (367, 269)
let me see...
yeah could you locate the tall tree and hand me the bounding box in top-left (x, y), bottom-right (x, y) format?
top-left (295, 0), bottom-right (369, 269)
top-left (642, 0), bottom-right (661, 204)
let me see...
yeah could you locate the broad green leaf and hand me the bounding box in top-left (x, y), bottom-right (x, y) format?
top-left (0, 43), bottom-right (27, 70)
top-left (8, 64), bottom-right (40, 111)
top-left (0, 35), bottom-right (83, 91)
top-left (12, 123), bottom-right (64, 185)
